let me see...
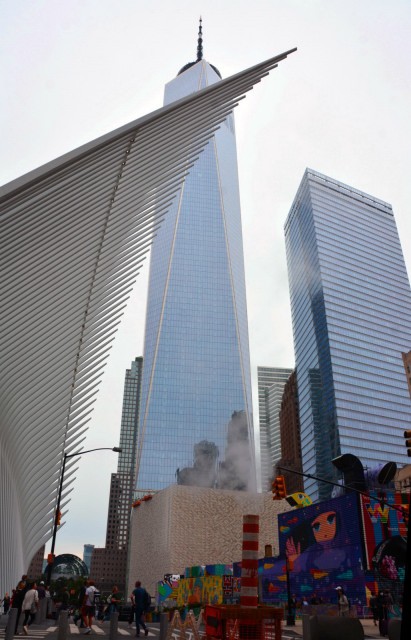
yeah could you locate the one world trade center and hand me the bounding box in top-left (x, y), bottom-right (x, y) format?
top-left (135, 24), bottom-right (255, 494)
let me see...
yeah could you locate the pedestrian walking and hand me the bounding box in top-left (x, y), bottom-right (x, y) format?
top-left (82, 580), bottom-right (99, 634)
top-left (369, 591), bottom-right (378, 626)
top-left (104, 586), bottom-right (121, 621)
top-left (77, 580), bottom-right (88, 628)
top-left (21, 582), bottom-right (39, 635)
top-left (57, 586), bottom-right (70, 621)
top-left (2, 593), bottom-right (11, 615)
top-left (289, 594), bottom-right (297, 625)
top-left (13, 576), bottom-right (29, 634)
top-left (128, 590), bottom-right (135, 627)
top-left (377, 590), bottom-right (391, 637)
top-left (131, 581), bottom-right (150, 637)
top-left (335, 586), bottom-right (349, 617)
top-left (37, 582), bottom-right (46, 600)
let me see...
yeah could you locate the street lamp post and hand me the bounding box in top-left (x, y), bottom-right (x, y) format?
top-left (46, 446), bottom-right (122, 585)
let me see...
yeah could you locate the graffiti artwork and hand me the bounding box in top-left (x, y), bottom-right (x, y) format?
top-left (158, 574), bottom-right (181, 603)
top-left (275, 494), bottom-right (365, 603)
top-left (360, 492), bottom-right (408, 603)
top-left (177, 576), bottom-right (224, 607)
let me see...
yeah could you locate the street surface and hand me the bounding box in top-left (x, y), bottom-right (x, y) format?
top-left (0, 617), bottom-right (385, 640)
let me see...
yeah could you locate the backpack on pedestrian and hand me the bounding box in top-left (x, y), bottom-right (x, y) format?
top-left (143, 591), bottom-right (151, 612)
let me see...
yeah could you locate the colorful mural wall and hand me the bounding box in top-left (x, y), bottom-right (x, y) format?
top-left (176, 575), bottom-right (241, 607)
top-left (360, 492), bottom-right (408, 603)
top-left (274, 494), bottom-right (366, 604)
top-left (157, 574), bottom-right (182, 603)
top-left (156, 492), bottom-right (407, 610)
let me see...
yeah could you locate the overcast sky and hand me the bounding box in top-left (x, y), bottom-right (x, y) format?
top-left (2, 0), bottom-right (411, 559)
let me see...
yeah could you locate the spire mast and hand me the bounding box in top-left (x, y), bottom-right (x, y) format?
top-left (196, 16), bottom-right (203, 61)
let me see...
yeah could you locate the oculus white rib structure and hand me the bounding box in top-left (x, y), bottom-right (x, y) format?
top-left (0, 48), bottom-right (296, 593)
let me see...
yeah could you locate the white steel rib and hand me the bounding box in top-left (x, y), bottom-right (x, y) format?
top-left (0, 48), bottom-right (296, 593)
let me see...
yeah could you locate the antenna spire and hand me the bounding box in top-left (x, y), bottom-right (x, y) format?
top-left (196, 16), bottom-right (203, 61)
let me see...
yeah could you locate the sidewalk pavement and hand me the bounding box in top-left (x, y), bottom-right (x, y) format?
top-left (283, 616), bottom-right (384, 639)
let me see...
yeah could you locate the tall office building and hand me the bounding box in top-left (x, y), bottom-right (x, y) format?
top-left (135, 27), bottom-right (255, 493)
top-left (285, 169), bottom-right (411, 499)
top-left (258, 367), bottom-right (293, 491)
top-left (91, 357), bottom-right (143, 591)
top-left (83, 544), bottom-right (94, 573)
top-left (277, 370), bottom-right (303, 494)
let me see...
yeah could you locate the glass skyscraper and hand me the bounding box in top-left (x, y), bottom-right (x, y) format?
top-left (110, 356), bottom-right (143, 550)
top-left (285, 169), bottom-right (411, 500)
top-left (90, 357), bottom-right (143, 592)
top-left (135, 45), bottom-right (254, 493)
top-left (258, 366), bottom-right (293, 491)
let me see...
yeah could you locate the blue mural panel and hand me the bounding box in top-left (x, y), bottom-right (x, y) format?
top-left (275, 494), bottom-right (365, 604)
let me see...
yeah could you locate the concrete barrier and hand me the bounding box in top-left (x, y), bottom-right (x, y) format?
top-left (5, 608), bottom-right (18, 640)
top-left (303, 614), bottom-right (364, 640)
top-left (35, 598), bottom-right (47, 624)
top-left (159, 612), bottom-right (169, 640)
top-left (388, 618), bottom-right (401, 640)
top-left (57, 609), bottom-right (68, 640)
top-left (109, 611), bottom-right (119, 640)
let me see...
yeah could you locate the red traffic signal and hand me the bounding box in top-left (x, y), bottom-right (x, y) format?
top-left (47, 553), bottom-right (55, 565)
top-left (56, 510), bottom-right (62, 526)
top-left (272, 475), bottom-right (287, 500)
top-left (404, 430), bottom-right (411, 456)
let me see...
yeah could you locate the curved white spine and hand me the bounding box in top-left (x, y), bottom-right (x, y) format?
top-left (0, 49), bottom-right (296, 594)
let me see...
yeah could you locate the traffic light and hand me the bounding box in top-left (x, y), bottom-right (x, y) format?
top-left (404, 430), bottom-right (411, 457)
top-left (272, 475), bottom-right (287, 500)
top-left (47, 553), bottom-right (55, 565)
top-left (56, 509), bottom-right (62, 526)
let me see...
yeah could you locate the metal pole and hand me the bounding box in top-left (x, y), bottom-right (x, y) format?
top-left (46, 453), bottom-right (67, 586)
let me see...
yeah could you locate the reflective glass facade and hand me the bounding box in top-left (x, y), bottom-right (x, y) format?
top-left (285, 169), bottom-right (411, 500)
top-left (106, 357), bottom-right (143, 550)
top-left (135, 60), bottom-right (254, 493)
top-left (258, 367), bottom-right (293, 491)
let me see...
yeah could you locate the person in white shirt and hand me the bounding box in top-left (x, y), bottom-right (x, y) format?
top-left (336, 586), bottom-right (350, 617)
top-left (83, 580), bottom-right (99, 634)
top-left (22, 583), bottom-right (39, 635)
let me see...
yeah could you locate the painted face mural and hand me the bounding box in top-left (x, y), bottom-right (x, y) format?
top-left (269, 495), bottom-right (366, 607)
top-left (311, 511), bottom-right (337, 543)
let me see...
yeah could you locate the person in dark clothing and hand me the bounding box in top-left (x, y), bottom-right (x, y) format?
top-left (131, 581), bottom-right (149, 637)
top-left (2, 593), bottom-right (11, 614)
top-left (289, 594), bottom-right (297, 625)
top-left (57, 587), bottom-right (70, 621)
top-left (77, 581), bottom-right (87, 628)
top-left (37, 582), bottom-right (46, 600)
top-left (369, 591), bottom-right (378, 626)
top-left (104, 586), bottom-right (121, 621)
top-left (377, 590), bottom-right (390, 637)
top-left (13, 576), bottom-right (29, 634)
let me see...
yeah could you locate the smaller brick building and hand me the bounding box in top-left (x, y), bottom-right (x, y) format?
top-left (277, 370), bottom-right (304, 494)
